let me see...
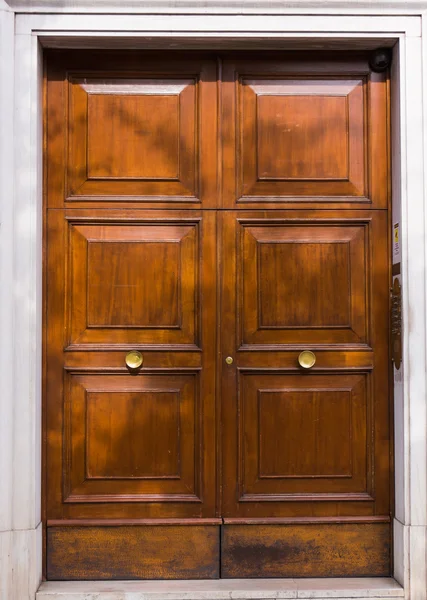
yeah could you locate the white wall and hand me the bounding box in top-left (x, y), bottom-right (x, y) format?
top-left (0, 3), bottom-right (43, 600)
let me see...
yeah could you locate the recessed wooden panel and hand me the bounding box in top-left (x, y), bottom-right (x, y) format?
top-left (68, 220), bottom-right (199, 348)
top-left (258, 241), bottom-right (350, 328)
top-left (87, 90), bottom-right (180, 179)
top-left (63, 372), bottom-right (200, 503)
top-left (257, 93), bottom-right (349, 181)
top-left (86, 391), bottom-right (180, 479)
top-left (221, 523), bottom-right (390, 577)
top-left (87, 241), bottom-right (180, 328)
top-left (259, 390), bottom-right (352, 478)
top-left (239, 219), bottom-right (368, 347)
top-left (239, 372), bottom-right (370, 500)
top-left (68, 77), bottom-right (198, 198)
top-left (48, 525), bottom-right (220, 580)
top-left (241, 79), bottom-right (365, 199)
top-left (222, 55), bottom-right (389, 208)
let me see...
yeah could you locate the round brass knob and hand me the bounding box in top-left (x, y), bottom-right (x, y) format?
top-left (298, 350), bottom-right (316, 369)
top-left (125, 350), bottom-right (143, 369)
top-left (225, 356), bottom-right (234, 365)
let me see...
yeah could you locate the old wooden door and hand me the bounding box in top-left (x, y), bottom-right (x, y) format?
top-left (44, 50), bottom-right (391, 580)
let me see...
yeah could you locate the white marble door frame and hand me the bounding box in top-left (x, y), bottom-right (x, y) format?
top-left (1, 2), bottom-right (427, 599)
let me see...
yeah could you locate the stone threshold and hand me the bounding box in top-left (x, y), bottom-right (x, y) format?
top-left (37, 578), bottom-right (404, 599)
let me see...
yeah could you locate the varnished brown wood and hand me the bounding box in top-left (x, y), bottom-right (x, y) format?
top-left (46, 210), bottom-right (217, 520)
top-left (221, 209), bottom-right (390, 522)
top-left (63, 372), bottom-right (200, 503)
top-left (48, 519), bottom-right (223, 526)
top-left (45, 55), bottom-right (219, 576)
top-left (47, 526), bottom-right (220, 580)
top-left (222, 53), bottom-right (388, 209)
top-left (44, 50), bottom-right (391, 580)
top-left (46, 51), bottom-right (218, 209)
top-left (239, 372), bottom-right (370, 498)
top-left (238, 217), bottom-right (370, 347)
top-left (223, 516), bottom-right (390, 524)
top-left (221, 524), bottom-right (390, 577)
top-left (66, 217), bottom-right (201, 348)
top-left (68, 77), bottom-right (197, 198)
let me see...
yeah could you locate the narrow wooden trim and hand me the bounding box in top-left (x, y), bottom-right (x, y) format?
top-left (238, 492), bottom-right (375, 502)
top-left (223, 516), bottom-right (391, 524)
top-left (47, 518), bottom-right (223, 526)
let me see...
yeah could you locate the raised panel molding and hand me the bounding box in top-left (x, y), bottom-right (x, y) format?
top-left (238, 218), bottom-right (370, 348)
top-left (63, 371), bottom-right (202, 503)
top-left (67, 76), bottom-right (199, 199)
top-left (240, 77), bottom-right (366, 198)
top-left (238, 371), bottom-right (373, 502)
top-left (222, 55), bottom-right (388, 209)
top-left (67, 219), bottom-right (200, 349)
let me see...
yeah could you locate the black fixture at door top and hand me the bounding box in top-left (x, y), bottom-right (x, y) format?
top-left (369, 48), bottom-right (392, 72)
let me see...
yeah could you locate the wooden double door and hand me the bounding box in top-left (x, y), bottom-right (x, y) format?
top-left (44, 50), bottom-right (391, 579)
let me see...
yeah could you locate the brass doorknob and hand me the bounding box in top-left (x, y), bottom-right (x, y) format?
top-left (125, 350), bottom-right (143, 369)
top-left (225, 356), bottom-right (234, 365)
top-left (298, 350), bottom-right (316, 369)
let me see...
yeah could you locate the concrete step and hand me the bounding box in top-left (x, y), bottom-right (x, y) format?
top-left (37, 577), bottom-right (404, 600)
